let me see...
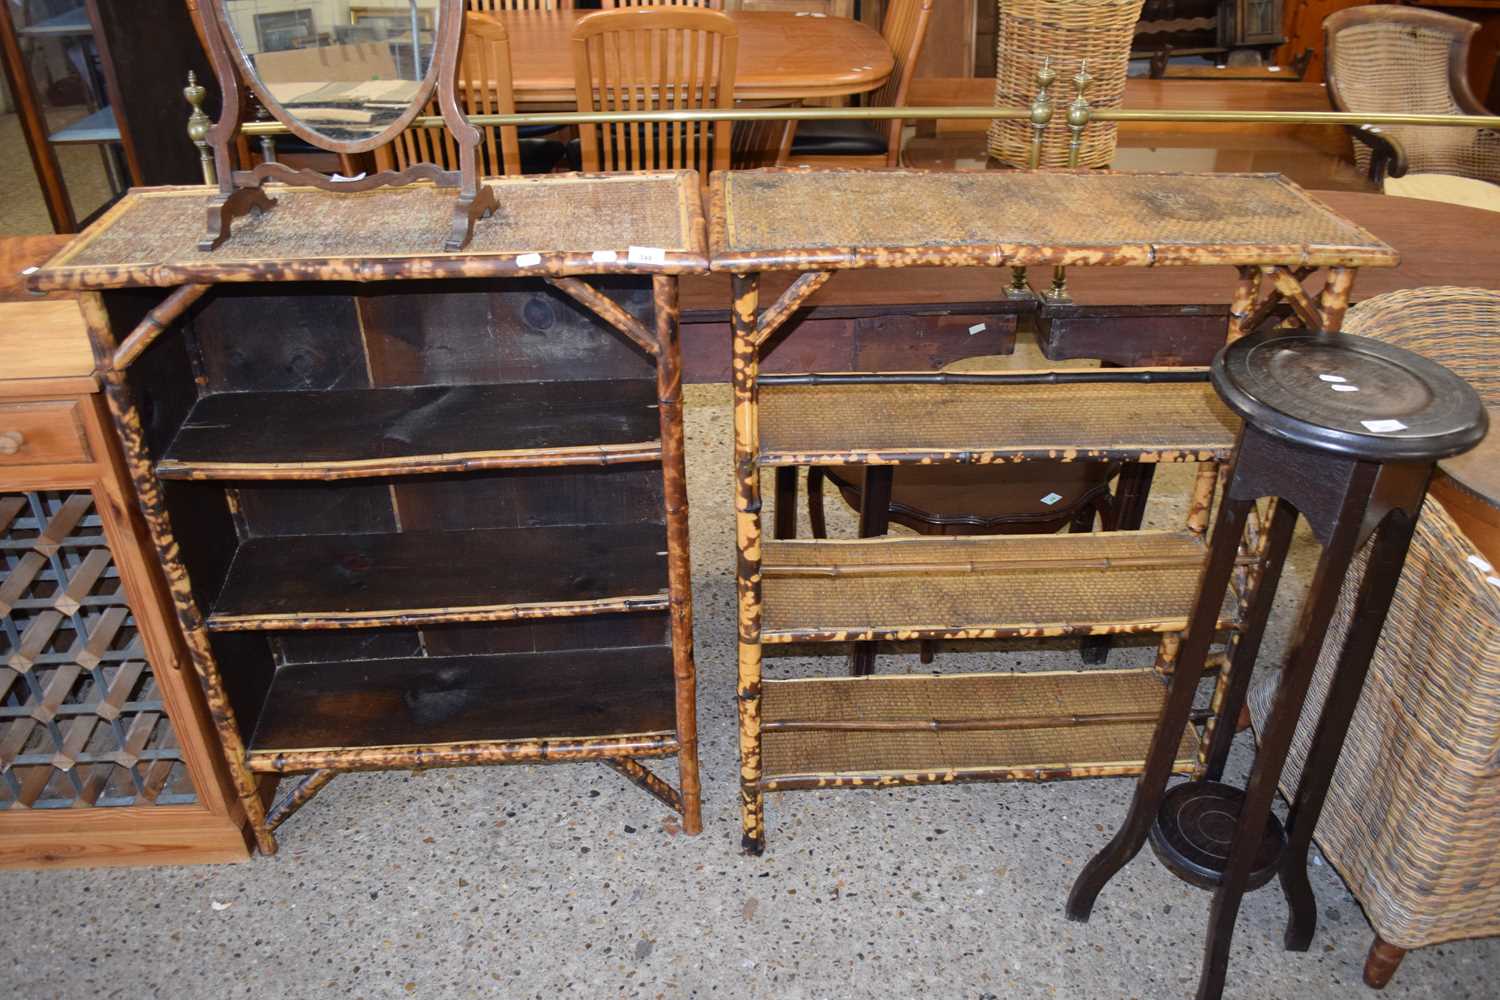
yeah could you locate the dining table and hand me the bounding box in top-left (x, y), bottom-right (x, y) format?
top-left (495, 9), bottom-right (894, 105)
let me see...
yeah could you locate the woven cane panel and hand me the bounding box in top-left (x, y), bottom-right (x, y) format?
top-left (1250, 499), bottom-right (1500, 947)
top-left (715, 170), bottom-right (1392, 265)
top-left (761, 670), bottom-right (1198, 777)
top-left (50, 174), bottom-right (700, 274)
top-left (1331, 22), bottom-right (1500, 181)
top-left (759, 380), bottom-right (1239, 461)
top-left (761, 531), bottom-right (1238, 639)
top-left (0, 491), bottom-right (194, 810)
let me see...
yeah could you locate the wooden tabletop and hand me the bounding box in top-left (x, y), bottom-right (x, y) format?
top-left (709, 169), bottom-right (1396, 272)
top-left (0, 235), bottom-right (93, 388)
top-left (501, 9), bottom-right (892, 104)
top-left (1438, 408), bottom-right (1500, 510)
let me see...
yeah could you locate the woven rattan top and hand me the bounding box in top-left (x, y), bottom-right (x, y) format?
top-left (31, 173), bottom-right (707, 290)
top-left (758, 376), bottom-right (1239, 464)
top-left (709, 168), bottom-right (1398, 272)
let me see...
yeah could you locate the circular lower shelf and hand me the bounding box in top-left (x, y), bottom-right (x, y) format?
top-left (1149, 780), bottom-right (1286, 891)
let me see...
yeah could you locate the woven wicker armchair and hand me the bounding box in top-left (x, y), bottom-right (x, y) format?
top-left (1249, 286), bottom-right (1500, 990)
top-left (1325, 6), bottom-right (1500, 185)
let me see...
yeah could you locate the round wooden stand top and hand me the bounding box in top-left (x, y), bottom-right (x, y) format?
top-left (1212, 331), bottom-right (1488, 461)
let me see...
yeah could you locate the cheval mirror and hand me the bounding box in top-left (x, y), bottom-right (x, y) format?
top-left (189, 0), bottom-right (493, 251)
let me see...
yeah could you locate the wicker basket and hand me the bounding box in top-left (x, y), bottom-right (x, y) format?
top-left (988, 0), bottom-right (1145, 169)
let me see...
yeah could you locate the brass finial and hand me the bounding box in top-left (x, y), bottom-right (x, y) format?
top-left (184, 71), bottom-right (216, 185)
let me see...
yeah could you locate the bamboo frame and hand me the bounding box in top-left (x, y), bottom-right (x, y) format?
top-left (547, 276), bottom-right (659, 356)
top-left (248, 733), bottom-right (680, 773)
top-left (204, 592), bottom-right (671, 632)
top-left (109, 284), bottom-right (214, 371)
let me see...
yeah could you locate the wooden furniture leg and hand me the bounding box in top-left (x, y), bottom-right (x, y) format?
top-left (775, 467), bottom-right (798, 539)
top-left (1081, 462), bottom-right (1156, 664)
top-left (848, 465), bottom-right (893, 677)
top-left (806, 466), bottom-right (828, 538)
top-left (1364, 935), bottom-right (1408, 989)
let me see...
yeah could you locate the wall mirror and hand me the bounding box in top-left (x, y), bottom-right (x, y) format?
top-left (190, 0), bottom-right (494, 251)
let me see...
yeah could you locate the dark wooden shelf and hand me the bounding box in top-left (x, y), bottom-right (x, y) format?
top-left (246, 645), bottom-right (678, 762)
top-left (157, 380), bottom-right (663, 481)
top-left (207, 523), bottom-right (669, 631)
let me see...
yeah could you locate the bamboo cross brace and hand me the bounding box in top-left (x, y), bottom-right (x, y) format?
top-left (109, 284), bottom-right (213, 370)
top-left (1270, 266), bottom-right (1328, 333)
top-left (752, 270), bottom-right (833, 349)
top-left (762, 552), bottom-right (1255, 578)
top-left (545, 277), bottom-right (658, 356)
top-left (265, 768), bottom-right (337, 831)
top-left (1244, 265), bottom-right (1321, 334)
top-left (603, 757), bottom-right (684, 814)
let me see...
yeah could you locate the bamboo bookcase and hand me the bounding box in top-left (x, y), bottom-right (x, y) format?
top-left (30, 172), bottom-right (708, 854)
top-left (709, 167), bottom-right (1398, 854)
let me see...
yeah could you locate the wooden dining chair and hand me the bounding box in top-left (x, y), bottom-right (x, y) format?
top-left (780, 0), bottom-right (933, 168)
top-left (603, 1), bottom-right (723, 8)
top-left (467, 0), bottom-right (572, 11)
top-left (570, 6), bottom-right (739, 184)
top-left (382, 13), bottom-right (565, 176)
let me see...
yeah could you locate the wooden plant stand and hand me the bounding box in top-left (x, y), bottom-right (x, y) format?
top-left (709, 167), bottom-right (1398, 854)
top-left (29, 173), bottom-right (708, 854)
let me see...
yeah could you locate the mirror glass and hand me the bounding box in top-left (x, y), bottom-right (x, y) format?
top-left (223, 1), bottom-right (442, 145)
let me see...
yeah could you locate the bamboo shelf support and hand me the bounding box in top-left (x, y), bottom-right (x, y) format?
top-left (546, 277), bottom-right (658, 356)
top-left (109, 284), bottom-right (213, 370)
top-left (753, 270), bottom-right (833, 347)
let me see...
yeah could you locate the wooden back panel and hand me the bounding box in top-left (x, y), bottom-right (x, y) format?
top-left (392, 13), bottom-right (523, 177)
top-left (604, 1), bottom-right (725, 8)
top-left (571, 7), bottom-right (739, 183)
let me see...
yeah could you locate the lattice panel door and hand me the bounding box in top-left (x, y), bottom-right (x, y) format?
top-left (0, 491), bottom-right (195, 809)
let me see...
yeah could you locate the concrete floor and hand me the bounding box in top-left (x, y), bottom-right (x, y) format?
top-left (4, 381), bottom-right (1498, 1000)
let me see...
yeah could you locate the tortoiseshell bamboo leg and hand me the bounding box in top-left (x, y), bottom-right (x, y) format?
top-left (1225, 266), bottom-right (1263, 342)
top-left (806, 466), bottom-right (828, 538)
top-left (1068, 473), bottom-right (1256, 921)
top-left (733, 273), bottom-right (767, 855)
top-left (1280, 492), bottom-right (1424, 953)
top-left (1197, 462), bottom-right (1378, 1000)
top-left (1152, 631), bottom-right (1181, 678)
top-left (848, 465), bottom-right (893, 677)
top-left (1317, 267), bottom-right (1356, 335)
top-left (653, 274), bottom-right (702, 835)
top-left (774, 467), bottom-right (798, 540)
top-left (1200, 500), bottom-right (1299, 779)
top-left (265, 769), bottom-right (335, 831)
top-left (77, 292), bottom-right (277, 855)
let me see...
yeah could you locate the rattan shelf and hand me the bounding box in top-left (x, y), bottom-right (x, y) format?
top-left (204, 523), bottom-right (670, 632)
top-left (759, 669), bottom-right (1201, 791)
top-left (156, 380), bottom-right (663, 481)
top-left (760, 531), bottom-right (1240, 644)
top-left (757, 373), bottom-right (1238, 466)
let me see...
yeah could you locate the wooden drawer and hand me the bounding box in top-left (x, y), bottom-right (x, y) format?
top-left (0, 399), bottom-right (91, 466)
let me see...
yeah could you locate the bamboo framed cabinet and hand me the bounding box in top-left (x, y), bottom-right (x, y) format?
top-left (1, 237), bottom-right (250, 867)
top-left (709, 167), bottom-right (1398, 854)
top-left (27, 173), bottom-right (708, 855)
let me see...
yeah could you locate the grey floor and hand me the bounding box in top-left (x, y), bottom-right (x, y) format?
top-left (4, 381), bottom-right (1498, 1000)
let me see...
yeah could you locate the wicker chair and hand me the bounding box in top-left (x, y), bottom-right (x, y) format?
top-left (1325, 6), bottom-right (1500, 185)
top-left (1248, 286), bottom-right (1500, 990)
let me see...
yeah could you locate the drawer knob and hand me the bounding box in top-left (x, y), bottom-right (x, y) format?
top-left (0, 431), bottom-right (23, 454)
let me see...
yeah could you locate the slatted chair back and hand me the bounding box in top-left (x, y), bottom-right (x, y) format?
top-left (571, 7), bottom-right (739, 185)
top-left (603, 1), bottom-right (724, 8)
top-left (1325, 6), bottom-right (1500, 182)
top-left (467, 0), bottom-right (572, 11)
top-left (1340, 286), bottom-right (1500, 406)
top-left (867, 0), bottom-right (934, 166)
top-left (391, 13), bottom-right (523, 177)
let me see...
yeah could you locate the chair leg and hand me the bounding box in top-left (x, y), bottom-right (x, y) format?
top-left (849, 466), bottom-right (893, 677)
top-left (1363, 936), bottom-right (1407, 990)
top-left (774, 467), bottom-right (798, 540)
top-left (807, 466), bottom-right (828, 539)
top-left (919, 640), bottom-right (935, 664)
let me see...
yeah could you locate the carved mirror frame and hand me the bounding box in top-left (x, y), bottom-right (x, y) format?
top-left (188, 0), bottom-right (495, 252)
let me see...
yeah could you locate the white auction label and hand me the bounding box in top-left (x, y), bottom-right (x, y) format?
top-left (628, 246), bottom-right (667, 265)
top-left (591, 250), bottom-right (619, 263)
top-left (515, 252), bottom-right (542, 267)
top-left (1040, 492), bottom-right (1063, 506)
top-left (1361, 419), bottom-right (1408, 433)
top-left (1331, 384), bottom-right (1360, 392)
top-left (21, 266), bottom-right (38, 275)
top-left (968, 323), bottom-right (987, 336)
top-left (1318, 374), bottom-right (1347, 383)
